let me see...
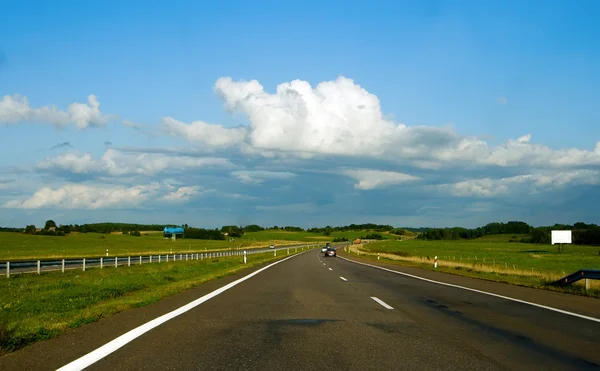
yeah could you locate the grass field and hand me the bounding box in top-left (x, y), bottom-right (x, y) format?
top-left (350, 237), bottom-right (600, 296)
top-left (0, 250), bottom-right (299, 355)
top-left (0, 230), bottom-right (332, 260)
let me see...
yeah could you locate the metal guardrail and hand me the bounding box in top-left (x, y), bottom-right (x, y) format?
top-left (0, 244), bottom-right (321, 277)
top-left (551, 269), bottom-right (600, 291)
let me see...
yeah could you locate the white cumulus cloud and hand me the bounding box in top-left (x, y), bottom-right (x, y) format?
top-left (341, 169), bottom-right (420, 190)
top-left (0, 94), bottom-right (115, 128)
top-left (163, 186), bottom-right (205, 202)
top-left (158, 76), bottom-right (600, 170)
top-left (231, 170), bottom-right (296, 184)
top-left (161, 117), bottom-right (248, 148)
top-left (37, 149), bottom-right (234, 177)
top-left (441, 170), bottom-right (600, 197)
top-left (3, 183), bottom-right (160, 209)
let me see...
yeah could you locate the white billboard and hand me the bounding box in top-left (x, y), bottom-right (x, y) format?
top-left (551, 230), bottom-right (572, 245)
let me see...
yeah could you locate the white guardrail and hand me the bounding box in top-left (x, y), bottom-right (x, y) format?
top-left (0, 244), bottom-right (322, 278)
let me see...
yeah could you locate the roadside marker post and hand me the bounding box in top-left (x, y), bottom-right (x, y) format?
top-left (62, 259), bottom-right (65, 273)
top-left (115, 257), bottom-right (118, 268)
top-left (128, 256), bottom-right (131, 266)
top-left (100, 257), bottom-right (103, 269)
top-left (244, 251), bottom-right (247, 264)
top-left (139, 256), bottom-right (142, 265)
top-left (82, 258), bottom-right (86, 272)
top-left (6, 262), bottom-right (9, 278)
top-left (106, 249), bottom-right (108, 257)
top-left (377, 253), bottom-right (380, 261)
top-left (274, 250), bottom-right (276, 257)
top-left (434, 256), bottom-right (438, 269)
top-left (37, 260), bottom-right (41, 275)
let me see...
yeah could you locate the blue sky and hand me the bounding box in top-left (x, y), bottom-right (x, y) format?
top-left (1, 0), bottom-right (599, 228)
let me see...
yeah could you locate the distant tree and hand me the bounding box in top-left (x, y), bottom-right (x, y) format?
top-left (58, 225), bottom-right (71, 234)
top-left (44, 220), bottom-right (57, 230)
top-left (24, 225), bottom-right (36, 234)
top-left (243, 224), bottom-right (264, 232)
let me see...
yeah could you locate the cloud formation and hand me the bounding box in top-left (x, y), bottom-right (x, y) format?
top-left (160, 76), bottom-right (600, 170)
top-left (37, 149), bottom-right (234, 177)
top-left (440, 170), bottom-right (600, 197)
top-left (231, 170), bottom-right (296, 184)
top-left (341, 169), bottom-right (420, 190)
top-left (50, 142), bottom-right (73, 150)
top-left (4, 183), bottom-right (160, 209)
top-left (163, 186), bottom-right (204, 202)
top-left (0, 94), bottom-right (115, 128)
top-left (122, 120), bottom-right (142, 130)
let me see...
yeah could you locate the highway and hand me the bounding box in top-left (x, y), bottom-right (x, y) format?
top-left (2, 248), bottom-right (600, 370)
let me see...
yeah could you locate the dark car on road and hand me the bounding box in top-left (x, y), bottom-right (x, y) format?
top-left (324, 247), bottom-right (336, 257)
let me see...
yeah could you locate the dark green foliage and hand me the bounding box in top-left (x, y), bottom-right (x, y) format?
top-left (363, 233), bottom-right (384, 240)
top-left (308, 223), bottom-right (394, 233)
top-left (242, 224), bottom-right (264, 232)
top-left (24, 225), bottom-right (36, 234)
top-left (44, 220), bottom-right (57, 230)
top-left (183, 228), bottom-right (224, 240)
top-left (221, 225), bottom-right (243, 238)
top-left (332, 237), bottom-right (349, 242)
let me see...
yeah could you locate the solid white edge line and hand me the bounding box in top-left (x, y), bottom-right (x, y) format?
top-left (57, 251), bottom-right (307, 371)
top-left (339, 256), bottom-right (600, 324)
top-left (371, 296), bottom-right (394, 309)
top-left (339, 276), bottom-right (348, 281)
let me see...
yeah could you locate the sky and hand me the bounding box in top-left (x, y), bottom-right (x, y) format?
top-left (0, 0), bottom-right (599, 229)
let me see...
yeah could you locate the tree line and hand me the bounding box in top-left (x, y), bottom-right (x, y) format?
top-left (417, 221), bottom-right (600, 245)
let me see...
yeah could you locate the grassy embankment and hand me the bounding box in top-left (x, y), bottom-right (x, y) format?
top-left (345, 234), bottom-right (600, 297)
top-left (0, 230), bottom-right (331, 260)
top-left (0, 249), bottom-right (304, 356)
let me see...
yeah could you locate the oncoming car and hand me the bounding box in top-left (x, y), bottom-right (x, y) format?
top-left (269, 244), bottom-right (275, 249)
top-left (321, 245), bottom-right (328, 253)
top-left (324, 247), bottom-right (336, 257)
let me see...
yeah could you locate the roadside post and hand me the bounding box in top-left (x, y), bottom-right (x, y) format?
top-left (62, 259), bottom-right (65, 273)
top-left (115, 257), bottom-right (118, 268)
top-left (434, 256), bottom-right (438, 268)
top-left (128, 256), bottom-right (131, 266)
top-left (6, 262), bottom-right (9, 278)
top-left (586, 278), bottom-right (591, 292)
top-left (377, 253), bottom-right (380, 260)
top-left (244, 250), bottom-right (247, 264)
top-left (82, 258), bottom-right (86, 271)
top-left (100, 257), bottom-right (103, 269)
top-left (37, 260), bottom-right (41, 275)
top-left (106, 249), bottom-right (108, 257)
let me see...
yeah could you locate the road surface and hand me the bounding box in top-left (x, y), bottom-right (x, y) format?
top-left (2, 248), bottom-right (599, 370)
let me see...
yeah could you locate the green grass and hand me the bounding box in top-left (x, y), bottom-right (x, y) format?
top-left (0, 231), bottom-right (331, 260)
top-left (0, 250), bottom-right (298, 355)
top-left (350, 238), bottom-right (600, 296)
top-left (362, 238), bottom-right (600, 275)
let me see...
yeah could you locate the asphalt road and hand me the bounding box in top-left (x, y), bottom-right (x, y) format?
top-left (2, 248), bottom-right (600, 370)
